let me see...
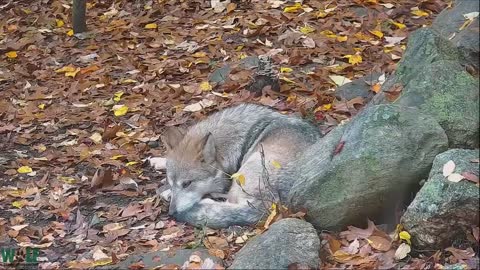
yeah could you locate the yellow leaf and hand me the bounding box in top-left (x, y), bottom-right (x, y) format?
top-left (264, 204), bottom-right (277, 229)
top-left (65, 68), bottom-right (80, 78)
top-left (93, 258), bottom-right (113, 267)
top-left (38, 103), bottom-right (45, 110)
top-left (235, 45), bottom-right (244, 51)
top-left (238, 52), bottom-right (247, 59)
top-left (5, 51), bottom-right (17, 59)
top-left (286, 94), bottom-right (297, 103)
top-left (369, 30), bottom-right (384, 38)
top-left (317, 10), bottom-right (328, 18)
top-left (411, 8), bottom-right (429, 17)
top-left (12, 200), bottom-right (26, 208)
top-left (231, 173), bottom-right (246, 186)
top-left (192, 52), bottom-right (207, 58)
top-left (144, 23), bottom-right (158, 29)
top-left (113, 105), bottom-right (129, 116)
top-left (320, 30), bottom-right (337, 38)
top-left (56, 19), bottom-right (64, 27)
top-left (121, 78), bottom-right (137, 84)
top-left (399, 231), bottom-right (411, 245)
top-left (354, 32), bottom-right (373, 41)
top-left (283, 3), bottom-right (302, 13)
top-left (271, 160), bottom-right (282, 169)
top-left (110, 155), bottom-right (125, 160)
top-left (300, 25), bottom-right (315, 34)
top-left (391, 20), bottom-right (406, 29)
top-left (17, 166), bottom-right (33, 174)
top-left (125, 161), bottom-right (138, 166)
top-left (113, 91), bottom-right (124, 102)
top-left (67, 29), bottom-right (74, 36)
top-left (199, 81), bottom-right (212, 91)
top-left (280, 77), bottom-right (296, 84)
top-left (322, 103), bottom-right (332, 110)
top-left (336, 35), bottom-right (348, 42)
top-left (58, 176), bottom-right (76, 184)
top-left (280, 67), bottom-right (293, 73)
top-left (55, 65), bottom-right (76, 73)
top-left (344, 54), bottom-right (363, 65)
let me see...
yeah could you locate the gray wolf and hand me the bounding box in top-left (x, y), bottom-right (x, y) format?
top-left (162, 103), bottom-right (320, 228)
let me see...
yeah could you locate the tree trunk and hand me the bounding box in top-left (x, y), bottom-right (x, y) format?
top-left (72, 0), bottom-right (87, 33)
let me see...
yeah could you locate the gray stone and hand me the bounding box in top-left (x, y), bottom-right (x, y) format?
top-left (401, 149), bottom-right (479, 249)
top-left (335, 72), bottom-right (383, 101)
top-left (373, 28), bottom-right (479, 148)
top-left (394, 60), bottom-right (479, 148)
top-left (432, 0), bottom-right (479, 68)
top-left (209, 65), bottom-right (231, 84)
top-left (451, 17), bottom-right (479, 68)
top-left (229, 219), bottom-right (320, 269)
top-left (280, 104), bottom-right (448, 230)
top-left (108, 248), bottom-right (223, 269)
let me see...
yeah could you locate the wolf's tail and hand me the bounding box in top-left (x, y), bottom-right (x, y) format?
top-left (175, 200), bottom-right (265, 228)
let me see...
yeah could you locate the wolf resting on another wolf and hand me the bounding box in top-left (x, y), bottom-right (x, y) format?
top-left (162, 104), bottom-right (320, 228)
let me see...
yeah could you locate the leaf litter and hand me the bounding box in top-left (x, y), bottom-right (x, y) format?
top-left (0, 0), bottom-right (476, 269)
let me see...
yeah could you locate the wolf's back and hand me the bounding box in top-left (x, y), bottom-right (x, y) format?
top-left (185, 103), bottom-right (320, 174)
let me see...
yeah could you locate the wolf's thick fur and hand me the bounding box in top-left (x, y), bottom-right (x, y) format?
top-left (163, 104), bottom-right (320, 228)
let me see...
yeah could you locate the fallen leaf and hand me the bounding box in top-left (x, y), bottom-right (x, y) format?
top-left (17, 166), bottom-right (33, 174)
top-left (447, 173), bottom-right (464, 183)
top-left (5, 51), bottom-right (17, 59)
top-left (112, 105), bottom-right (129, 116)
top-left (462, 172), bottom-right (479, 184)
top-left (56, 19), bottom-right (64, 27)
top-left (411, 7), bottom-right (429, 17)
top-left (183, 99), bottom-right (215, 112)
top-left (443, 160), bottom-right (456, 176)
top-left (284, 3), bottom-right (302, 13)
top-left (329, 75), bottom-right (352, 86)
top-left (344, 54), bottom-right (363, 65)
top-left (399, 231), bottom-right (411, 245)
top-left (144, 23), bottom-right (158, 29)
top-left (369, 30), bottom-right (384, 38)
top-left (199, 81), bottom-right (212, 91)
top-left (367, 235), bottom-right (392, 251)
top-left (394, 243), bottom-right (411, 260)
top-left (231, 172), bottom-right (245, 186)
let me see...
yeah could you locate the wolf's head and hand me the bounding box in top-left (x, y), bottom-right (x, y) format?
top-left (162, 127), bottom-right (230, 216)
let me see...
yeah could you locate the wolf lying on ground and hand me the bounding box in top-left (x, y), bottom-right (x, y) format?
top-left (162, 104), bottom-right (320, 228)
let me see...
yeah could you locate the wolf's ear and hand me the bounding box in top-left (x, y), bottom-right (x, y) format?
top-left (162, 126), bottom-right (186, 151)
top-left (198, 132), bottom-right (217, 164)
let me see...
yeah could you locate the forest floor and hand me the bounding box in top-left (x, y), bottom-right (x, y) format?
top-left (2, 0), bottom-right (477, 269)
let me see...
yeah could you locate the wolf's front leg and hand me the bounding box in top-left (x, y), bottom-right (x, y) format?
top-left (174, 199), bottom-right (265, 228)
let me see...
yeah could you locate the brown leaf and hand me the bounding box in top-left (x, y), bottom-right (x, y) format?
top-left (367, 235), bottom-right (392, 251)
top-left (384, 83), bottom-right (403, 102)
top-left (91, 168), bottom-right (114, 189)
top-left (102, 125), bottom-right (122, 141)
top-left (462, 172), bottom-right (479, 184)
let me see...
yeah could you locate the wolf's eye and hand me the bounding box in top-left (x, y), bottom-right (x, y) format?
top-left (182, 181), bottom-right (192, 189)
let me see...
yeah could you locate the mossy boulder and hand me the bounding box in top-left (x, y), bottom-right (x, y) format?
top-left (401, 149), bottom-right (479, 249)
top-left (280, 104), bottom-right (448, 230)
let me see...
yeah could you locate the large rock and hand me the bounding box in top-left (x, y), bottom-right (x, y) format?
top-left (335, 72), bottom-right (383, 101)
top-left (432, 0), bottom-right (479, 68)
top-left (229, 219), bottom-right (320, 269)
top-left (401, 149), bottom-right (479, 249)
top-left (279, 104), bottom-right (448, 230)
top-left (373, 29), bottom-right (479, 148)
